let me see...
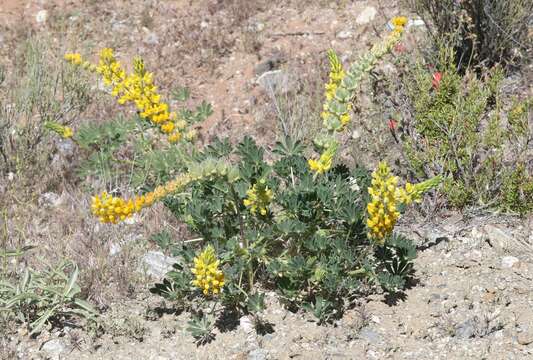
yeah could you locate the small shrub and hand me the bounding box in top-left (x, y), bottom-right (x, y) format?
top-left (405, 0), bottom-right (532, 70)
top-left (394, 45), bottom-right (532, 211)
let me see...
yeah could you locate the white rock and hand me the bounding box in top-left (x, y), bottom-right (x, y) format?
top-left (109, 243), bottom-right (121, 256)
top-left (501, 256), bottom-right (519, 268)
top-left (41, 339), bottom-right (68, 359)
top-left (336, 30), bottom-right (353, 39)
top-left (240, 315), bottom-right (254, 334)
top-left (140, 251), bottom-right (177, 278)
top-left (356, 6), bottom-right (377, 25)
top-left (408, 19), bottom-right (426, 28)
top-left (35, 10), bottom-right (48, 24)
top-left (144, 32), bottom-right (159, 45)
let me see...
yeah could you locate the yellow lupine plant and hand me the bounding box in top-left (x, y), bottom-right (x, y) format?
top-left (366, 161), bottom-right (442, 244)
top-left (64, 49), bottom-right (186, 143)
top-left (243, 179), bottom-right (274, 216)
top-left (309, 17), bottom-right (407, 175)
top-left (191, 245), bottom-right (225, 296)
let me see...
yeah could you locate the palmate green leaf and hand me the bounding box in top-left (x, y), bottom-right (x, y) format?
top-left (171, 86), bottom-right (190, 101)
top-left (246, 292), bottom-right (266, 314)
top-left (273, 137), bottom-right (305, 157)
top-left (187, 314), bottom-right (215, 344)
top-left (302, 296), bottom-right (335, 324)
top-left (194, 101), bottom-right (214, 122)
top-left (203, 137), bottom-right (233, 158)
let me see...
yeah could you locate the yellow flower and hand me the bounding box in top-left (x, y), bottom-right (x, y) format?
top-left (161, 121), bottom-right (175, 134)
top-left (391, 16), bottom-right (408, 31)
top-left (62, 126), bottom-right (74, 138)
top-left (168, 132), bottom-right (182, 143)
top-left (366, 161), bottom-right (442, 244)
top-left (64, 53), bottom-right (82, 65)
top-left (308, 143), bottom-right (337, 175)
top-left (191, 245), bottom-right (225, 296)
top-left (366, 161), bottom-right (401, 244)
top-left (321, 50), bottom-right (351, 132)
top-left (243, 179), bottom-right (273, 216)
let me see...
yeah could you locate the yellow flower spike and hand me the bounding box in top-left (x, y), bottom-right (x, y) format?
top-left (366, 161), bottom-right (442, 244)
top-left (161, 122), bottom-right (175, 134)
top-left (191, 245), bottom-right (225, 296)
top-left (65, 48), bottom-right (197, 143)
top-left (308, 142), bottom-right (338, 175)
top-left (243, 179), bottom-right (274, 216)
top-left (91, 173), bottom-right (193, 224)
top-left (366, 161), bottom-right (401, 245)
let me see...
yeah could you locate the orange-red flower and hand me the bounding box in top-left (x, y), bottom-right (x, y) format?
top-left (432, 72), bottom-right (442, 90)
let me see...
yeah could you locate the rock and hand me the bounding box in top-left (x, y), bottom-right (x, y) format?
top-left (518, 331), bottom-right (533, 345)
top-left (38, 192), bottom-right (63, 207)
top-left (501, 256), bottom-right (519, 269)
top-left (57, 140), bottom-right (75, 158)
top-left (455, 319), bottom-right (475, 339)
top-left (240, 316), bottom-right (255, 334)
top-left (248, 22), bottom-right (265, 32)
top-left (109, 242), bottom-right (121, 256)
top-left (143, 32), bottom-right (159, 45)
top-left (484, 224), bottom-right (513, 252)
top-left (140, 251), bottom-right (177, 278)
top-left (248, 348), bottom-right (268, 360)
top-left (41, 339), bottom-right (68, 359)
top-left (356, 6), bottom-right (377, 25)
top-left (336, 30), bottom-right (353, 39)
top-left (358, 327), bottom-right (383, 344)
top-left (35, 10), bottom-right (48, 24)
top-left (408, 19), bottom-right (425, 28)
top-left (254, 53), bottom-right (285, 76)
top-left (256, 70), bottom-right (293, 94)
top-left (124, 214), bottom-right (140, 225)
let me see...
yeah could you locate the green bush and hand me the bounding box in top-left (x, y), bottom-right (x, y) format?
top-left (396, 45), bottom-right (532, 211)
top-left (405, 0), bottom-right (532, 70)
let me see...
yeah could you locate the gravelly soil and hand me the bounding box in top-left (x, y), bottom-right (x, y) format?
top-left (6, 214), bottom-right (533, 359)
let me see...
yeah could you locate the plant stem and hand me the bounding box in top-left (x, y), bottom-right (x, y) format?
top-left (231, 185), bottom-right (253, 293)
